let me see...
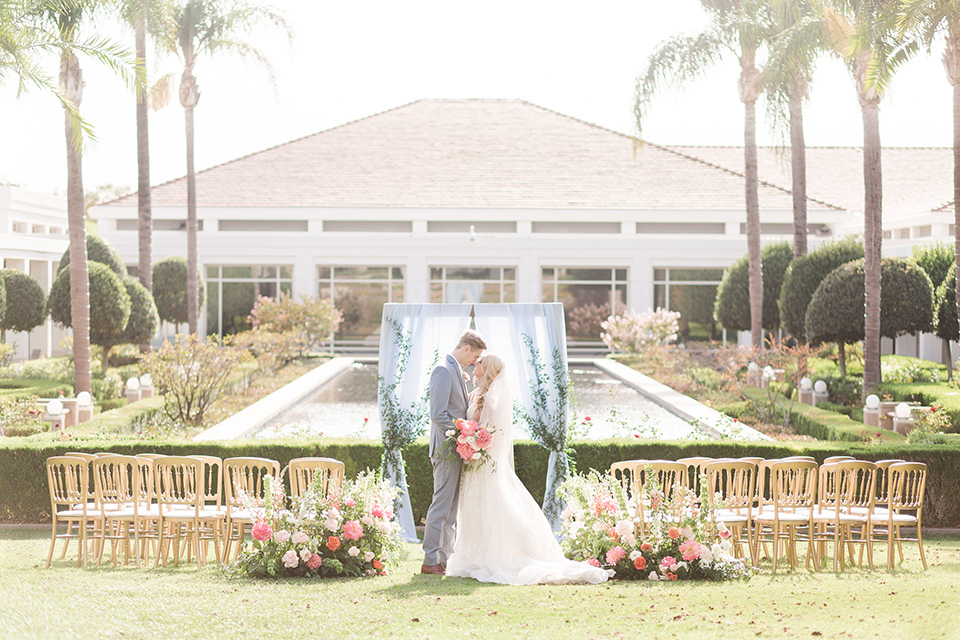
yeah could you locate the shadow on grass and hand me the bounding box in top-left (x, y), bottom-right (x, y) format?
top-left (375, 573), bottom-right (500, 599)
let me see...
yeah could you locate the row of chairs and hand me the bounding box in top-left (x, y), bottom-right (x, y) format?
top-left (46, 453), bottom-right (345, 569)
top-left (610, 456), bottom-right (927, 573)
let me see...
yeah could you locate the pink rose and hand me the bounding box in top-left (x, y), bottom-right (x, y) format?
top-left (458, 420), bottom-right (478, 437)
top-left (660, 556), bottom-right (677, 571)
top-left (306, 553), bottom-right (322, 570)
top-left (342, 520), bottom-right (364, 541)
top-left (680, 525), bottom-right (694, 540)
top-left (274, 529), bottom-right (291, 544)
top-left (384, 509), bottom-right (394, 520)
top-left (587, 558), bottom-right (601, 567)
top-left (667, 527), bottom-right (680, 540)
top-left (718, 523), bottom-right (732, 540)
top-left (371, 506), bottom-right (385, 518)
top-left (281, 549), bottom-right (298, 568)
top-left (679, 540), bottom-right (701, 562)
top-left (251, 521), bottom-right (273, 542)
top-left (634, 556), bottom-right (647, 570)
top-left (640, 542), bottom-right (652, 552)
top-left (292, 531), bottom-right (308, 545)
top-left (456, 441), bottom-right (476, 461)
top-left (474, 429), bottom-right (493, 449)
top-left (344, 498), bottom-right (356, 507)
top-left (605, 546), bottom-right (626, 565)
top-left (326, 536), bottom-right (341, 551)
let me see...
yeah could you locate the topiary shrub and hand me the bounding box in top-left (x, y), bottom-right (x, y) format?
top-left (935, 273), bottom-right (958, 342)
top-left (0, 269), bottom-right (46, 338)
top-left (778, 235), bottom-right (863, 341)
top-left (47, 262), bottom-right (131, 368)
top-left (0, 273), bottom-right (5, 329)
top-left (152, 256), bottom-right (205, 325)
top-left (57, 233), bottom-right (126, 276)
top-left (912, 242), bottom-right (954, 291)
top-left (806, 257), bottom-right (934, 374)
top-left (119, 277), bottom-right (159, 347)
top-left (714, 240), bottom-right (792, 332)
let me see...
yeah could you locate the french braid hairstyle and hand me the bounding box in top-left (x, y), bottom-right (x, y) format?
top-left (474, 353), bottom-right (504, 422)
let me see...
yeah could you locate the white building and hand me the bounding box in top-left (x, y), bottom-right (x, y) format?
top-left (83, 99), bottom-right (952, 357)
top-left (0, 185), bottom-right (70, 359)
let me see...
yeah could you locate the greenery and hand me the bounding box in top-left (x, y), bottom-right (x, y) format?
top-left (118, 276), bottom-right (160, 348)
top-left (4, 529), bottom-right (958, 638)
top-left (714, 240), bottom-right (793, 332)
top-left (0, 269), bottom-right (46, 337)
top-left (935, 272), bottom-right (959, 342)
top-left (912, 242), bottom-right (954, 292)
top-left (152, 256), bottom-right (205, 325)
top-left (248, 293), bottom-right (343, 354)
top-left (806, 257), bottom-right (934, 345)
top-left (57, 233), bottom-right (126, 277)
top-left (47, 262), bottom-right (132, 368)
top-left (778, 235), bottom-right (863, 341)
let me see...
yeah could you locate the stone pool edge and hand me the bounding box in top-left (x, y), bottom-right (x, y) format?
top-left (194, 357), bottom-right (356, 441)
top-left (585, 358), bottom-right (771, 441)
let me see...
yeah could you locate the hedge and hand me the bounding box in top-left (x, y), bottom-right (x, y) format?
top-left (5, 437), bottom-right (960, 527)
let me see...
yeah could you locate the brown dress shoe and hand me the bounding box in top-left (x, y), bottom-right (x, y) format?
top-left (439, 562), bottom-right (447, 573)
top-left (420, 563), bottom-right (444, 575)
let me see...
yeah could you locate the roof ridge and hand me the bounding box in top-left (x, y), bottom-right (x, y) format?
top-left (653, 143), bottom-right (845, 211)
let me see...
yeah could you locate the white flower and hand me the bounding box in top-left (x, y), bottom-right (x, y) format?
top-left (348, 546), bottom-right (360, 557)
top-left (323, 518), bottom-right (339, 531)
top-left (361, 515), bottom-right (375, 527)
top-left (669, 563), bottom-right (680, 573)
top-left (614, 520), bottom-right (633, 536)
top-left (446, 429), bottom-right (455, 437)
top-left (629, 550), bottom-right (643, 562)
top-left (377, 520), bottom-right (392, 534)
top-left (592, 522), bottom-right (607, 533)
top-left (699, 547), bottom-right (714, 563)
top-left (281, 549), bottom-right (299, 568)
top-left (648, 571), bottom-right (660, 581)
top-left (364, 551), bottom-right (375, 562)
top-left (299, 548), bottom-right (312, 562)
top-left (568, 521), bottom-right (583, 536)
top-left (366, 569), bottom-right (376, 576)
top-left (720, 539), bottom-right (733, 553)
top-left (711, 543), bottom-right (723, 557)
top-left (292, 531), bottom-right (308, 545)
top-left (471, 452), bottom-right (481, 460)
top-left (274, 530), bottom-right (291, 544)
top-left (621, 533), bottom-right (637, 547)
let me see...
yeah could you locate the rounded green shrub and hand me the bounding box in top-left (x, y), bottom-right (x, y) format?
top-left (934, 273), bottom-right (958, 342)
top-left (912, 241), bottom-right (954, 290)
top-left (805, 257), bottom-right (934, 345)
top-left (778, 235), bottom-right (863, 341)
top-left (120, 276), bottom-right (159, 346)
top-left (152, 256), bottom-right (205, 325)
top-left (714, 240), bottom-right (792, 332)
top-left (48, 261), bottom-right (132, 350)
top-left (0, 269), bottom-right (45, 334)
top-left (57, 234), bottom-right (126, 276)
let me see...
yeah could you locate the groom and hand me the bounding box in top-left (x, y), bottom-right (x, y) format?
top-left (421, 329), bottom-right (487, 575)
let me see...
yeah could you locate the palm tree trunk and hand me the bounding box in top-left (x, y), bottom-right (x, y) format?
top-left (741, 53), bottom-right (763, 351)
top-left (948, 29), bottom-right (960, 382)
top-left (185, 102), bottom-right (198, 334)
top-left (136, 20), bottom-right (152, 294)
top-left (61, 51), bottom-right (91, 394)
top-left (861, 100), bottom-right (883, 394)
top-left (789, 88), bottom-right (807, 258)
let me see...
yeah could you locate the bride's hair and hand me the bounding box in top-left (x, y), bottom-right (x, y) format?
top-left (475, 353), bottom-right (504, 420)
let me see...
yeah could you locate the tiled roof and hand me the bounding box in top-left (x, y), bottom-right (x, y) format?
top-left (669, 146), bottom-right (953, 218)
top-left (103, 99), bottom-right (814, 212)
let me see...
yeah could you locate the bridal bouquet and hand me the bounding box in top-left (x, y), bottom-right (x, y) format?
top-left (446, 418), bottom-right (496, 469)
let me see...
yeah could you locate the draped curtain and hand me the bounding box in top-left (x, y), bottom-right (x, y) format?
top-left (378, 303), bottom-right (471, 542)
top-left (474, 303), bottom-right (569, 531)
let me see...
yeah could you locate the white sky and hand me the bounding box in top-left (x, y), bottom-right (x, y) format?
top-left (0, 0), bottom-right (953, 196)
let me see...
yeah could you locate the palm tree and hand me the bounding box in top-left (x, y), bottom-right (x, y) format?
top-left (164, 0), bottom-right (291, 334)
top-left (35, 0), bottom-right (135, 393)
top-left (898, 0), bottom-right (960, 377)
top-left (635, 0), bottom-right (772, 350)
top-left (764, 0), bottom-right (831, 259)
top-left (824, 0), bottom-right (916, 394)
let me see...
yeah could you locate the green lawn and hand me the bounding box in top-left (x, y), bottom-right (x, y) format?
top-left (2, 528), bottom-right (958, 639)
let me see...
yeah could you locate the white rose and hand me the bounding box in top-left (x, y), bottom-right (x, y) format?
top-left (699, 547), bottom-right (714, 563)
top-left (648, 571), bottom-right (660, 581)
top-left (592, 522), bottom-right (606, 532)
top-left (274, 530), bottom-right (291, 544)
top-left (300, 548), bottom-right (312, 562)
top-left (471, 452), bottom-right (481, 460)
top-left (361, 515), bottom-right (375, 527)
top-left (348, 546), bottom-right (360, 557)
top-left (629, 550), bottom-right (642, 562)
top-left (292, 531), bottom-right (308, 545)
top-left (446, 429), bottom-right (455, 437)
top-left (621, 533), bottom-right (637, 548)
top-left (323, 518), bottom-right (338, 531)
top-left (615, 520), bottom-right (633, 536)
top-left (378, 520), bottom-right (392, 534)
top-left (720, 539), bottom-right (732, 553)
top-left (364, 551), bottom-right (375, 562)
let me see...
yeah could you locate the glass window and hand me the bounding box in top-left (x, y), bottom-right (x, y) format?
top-left (206, 264), bottom-right (294, 337)
top-left (541, 267), bottom-right (628, 340)
top-left (430, 266), bottom-right (517, 304)
top-left (653, 268), bottom-right (724, 342)
top-left (317, 266), bottom-right (405, 340)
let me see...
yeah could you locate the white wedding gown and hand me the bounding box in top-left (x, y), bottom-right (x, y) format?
top-left (444, 373), bottom-right (610, 585)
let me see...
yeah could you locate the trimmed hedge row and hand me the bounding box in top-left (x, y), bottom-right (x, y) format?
top-left (5, 438), bottom-right (960, 527)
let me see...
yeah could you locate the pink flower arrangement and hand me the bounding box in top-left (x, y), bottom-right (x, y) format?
top-left (251, 521), bottom-right (273, 542)
top-left (605, 546), bottom-right (626, 565)
top-left (342, 520), bottom-right (364, 541)
top-left (450, 419), bottom-right (497, 467)
top-left (679, 540), bottom-right (702, 562)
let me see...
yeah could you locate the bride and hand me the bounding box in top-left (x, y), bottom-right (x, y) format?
top-left (444, 354), bottom-right (610, 585)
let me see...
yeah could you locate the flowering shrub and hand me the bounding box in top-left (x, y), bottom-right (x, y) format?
top-left (248, 293), bottom-right (342, 355)
top-left (600, 308), bottom-right (681, 355)
top-left (558, 470), bottom-right (751, 581)
top-left (232, 470), bottom-right (403, 578)
top-left (568, 302), bottom-right (626, 339)
top-left (226, 329), bottom-right (301, 373)
top-left (0, 396), bottom-right (46, 437)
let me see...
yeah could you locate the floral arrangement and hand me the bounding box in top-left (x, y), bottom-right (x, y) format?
top-left (445, 418), bottom-right (496, 469)
top-left (232, 470), bottom-right (404, 578)
top-left (558, 470), bottom-right (751, 581)
top-left (600, 307), bottom-right (681, 355)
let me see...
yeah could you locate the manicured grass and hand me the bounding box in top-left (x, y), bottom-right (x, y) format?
top-left (3, 528), bottom-right (959, 639)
